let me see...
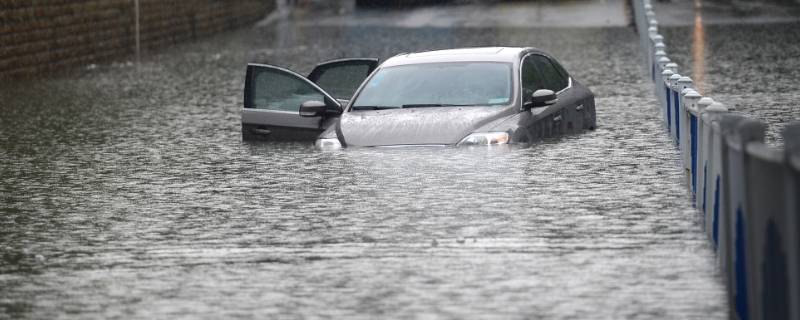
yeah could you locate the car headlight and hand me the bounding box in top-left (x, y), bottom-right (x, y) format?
top-left (315, 138), bottom-right (342, 150)
top-left (457, 132), bottom-right (510, 146)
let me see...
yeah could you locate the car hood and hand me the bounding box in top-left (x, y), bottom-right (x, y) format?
top-left (338, 107), bottom-right (511, 147)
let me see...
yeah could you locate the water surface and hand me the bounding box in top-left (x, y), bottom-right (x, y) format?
top-left (0, 3), bottom-right (727, 319)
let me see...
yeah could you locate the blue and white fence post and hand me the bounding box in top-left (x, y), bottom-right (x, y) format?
top-left (665, 63), bottom-right (678, 81)
top-left (653, 49), bottom-right (668, 88)
top-left (710, 102), bottom-right (729, 249)
top-left (656, 55), bottom-right (669, 76)
top-left (683, 90), bottom-right (702, 197)
top-left (718, 114), bottom-right (747, 308)
top-left (744, 126), bottom-right (793, 320)
top-left (654, 41), bottom-right (665, 56)
top-left (695, 97), bottom-right (714, 212)
top-left (645, 11), bottom-right (656, 47)
top-left (702, 102), bottom-right (728, 245)
top-left (676, 77), bottom-right (693, 148)
top-left (681, 88), bottom-right (701, 191)
top-left (645, 9), bottom-right (655, 25)
top-left (650, 40), bottom-right (667, 67)
top-left (665, 62), bottom-right (678, 74)
top-left (668, 73), bottom-right (682, 143)
top-left (782, 123), bottom-right (800, 320)
top-left (651, 41), bottom-right (664, 82)
top-left (725, 118), bottom-right (766, 320)
top-left (655, 40), bottom-right (668, 88)
top-left (647, 24), bottom-right (658, 72)
top-left (660, 69), bottom-right (674, 128)
top-left (665, 63), bottom-right (679, 129)
top-left (650, 28), bottom-right (662, 43)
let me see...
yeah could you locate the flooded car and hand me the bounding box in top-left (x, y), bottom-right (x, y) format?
top-left (241, 47), bottom-right (596, 148)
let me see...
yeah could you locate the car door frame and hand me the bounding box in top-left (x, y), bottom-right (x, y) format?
top-left (242, 63), bottom-right (342, 141)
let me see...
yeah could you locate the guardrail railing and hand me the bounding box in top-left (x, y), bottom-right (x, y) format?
top-left (631, 1), bottom-right (799, 319)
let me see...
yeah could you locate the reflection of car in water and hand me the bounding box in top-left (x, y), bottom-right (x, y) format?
top-left (242, 47), bottom-right (596, 148)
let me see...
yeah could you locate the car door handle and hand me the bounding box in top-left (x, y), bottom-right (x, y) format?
top-left (576, 104), bottom-right (584, 111)
top-left (252, 128), bottom-right (272, 135)
top-left (553, 115), bottom-right (562, 122)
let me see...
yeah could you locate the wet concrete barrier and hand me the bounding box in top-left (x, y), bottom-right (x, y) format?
top-left (0, 1), bottom-right (274, 79)
top-left (633, 1), bottom-right (800, 319)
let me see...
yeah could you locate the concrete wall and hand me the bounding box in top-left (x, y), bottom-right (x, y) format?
top-left (0, 0), bottom-right (274, 79)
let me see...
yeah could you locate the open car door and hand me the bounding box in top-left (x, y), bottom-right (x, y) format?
top-left (242, 64), bottom-right (340, 141)
top-left (242, 59), bottom-right (378, 141)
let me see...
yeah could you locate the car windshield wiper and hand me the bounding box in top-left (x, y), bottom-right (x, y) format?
top-left (351, 105), bottom-right (400, 110)
top-left (401, 103), bottom-right (477, 108)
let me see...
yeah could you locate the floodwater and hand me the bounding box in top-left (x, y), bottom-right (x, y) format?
top-left (0, 1), bottom-right (734, 319)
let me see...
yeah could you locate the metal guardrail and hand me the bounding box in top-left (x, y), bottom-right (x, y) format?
top-left (632, 1), bottom-right (800, 319)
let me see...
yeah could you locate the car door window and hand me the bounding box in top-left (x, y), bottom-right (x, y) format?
top-left (308, 59), bottom-right (378, 101)
top-left (530, 55), bottom-right (568, 92)
top-left (247, 66), bottom-right (326, 112)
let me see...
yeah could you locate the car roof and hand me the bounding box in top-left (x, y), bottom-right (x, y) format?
top-left (380, 47), bottom-right (537, 68)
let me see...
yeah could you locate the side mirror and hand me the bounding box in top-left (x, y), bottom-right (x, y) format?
top-left (528, 89), bottom-right (557, 109)
top-left (299, 100), bottom-right (327, 117)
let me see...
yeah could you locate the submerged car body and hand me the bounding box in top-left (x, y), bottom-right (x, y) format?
top-left (241, 47), bottom-right (596, 147)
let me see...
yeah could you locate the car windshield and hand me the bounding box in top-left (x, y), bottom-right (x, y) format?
top-left (351, 62), bottom-right (512, 109)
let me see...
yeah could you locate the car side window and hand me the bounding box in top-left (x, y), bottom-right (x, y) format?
top-left (521, 56), bottom-right (544, 101)
top-left (549, 58), bottom-right (570, 82)
top-left (530, 55), bottom-right (568, 92)
top-left (249, 67), bottom-right (325, 111)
